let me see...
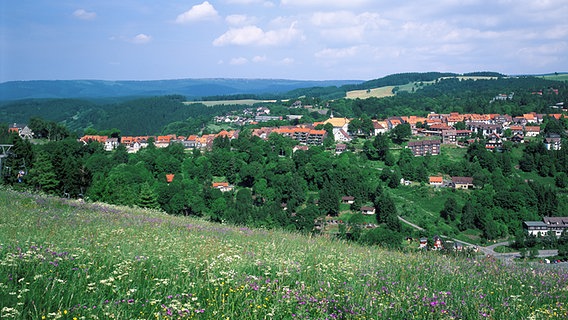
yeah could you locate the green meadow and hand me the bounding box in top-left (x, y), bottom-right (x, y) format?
top-left (1, 188), bottom-right (567, 319)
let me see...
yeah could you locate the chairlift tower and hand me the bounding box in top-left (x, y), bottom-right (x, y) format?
top-left (0, 144), bottom-right (14, 177)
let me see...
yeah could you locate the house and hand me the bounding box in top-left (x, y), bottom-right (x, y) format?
top-left (407, 140), bottom-right (441, 156)
top-left (323, 117), bottom-right (350, 142)
top-left (255, 115), bottom-right (282, 122)
top-left (466, 122), bottom-right (502, 136)
top-left (524, 126), bottom-right (541, 137)
top-left (80, 135), bottom-right (108, 144)
top-left (432, 236), bottom-right (443, 250)
top-left (485, 133), bottom-right (503, 150)
top-left (387, 117), bottom-right (404, 130)
top-left (293, 145), bottom-right (309, 153)
top-left (509, 125), bottom-right (524, 136)
top-left (451, 176), bottom-right (474, 189)
top-left (523, 221), bottom-right (548, 236)
top-left (429, 176), bottom-right (443, 187)
top-left (341, 196), bottom-right (355, 204)
top-left (9, 123), bottom-right (34, 139)
top-left (360, 206), bottom-right (376, 215)
top-left (306, 129), bottom-right (327, 145)
top-left (510, 134), bottom-right (524, 144)
top-left (372, 120), bottom-right (388, 135)
top-left (442, 130), bottom-right (457, 144)
top-left (544, 133), bottom-right (562, 150)
top-left (419, 238), bottom-right (428, 249)
top-left (543, 217), bottom-right (568, 236)
top-left (523, 217), bottom-right (568, 237)
top-left (165, 174), bottom-right (175, 183)
top-left (104, 138), bottom-right (119, 151)
top-left (212, 182), bottom-right (233, 192)
top-left (335, 144), bottom-right (347, 154)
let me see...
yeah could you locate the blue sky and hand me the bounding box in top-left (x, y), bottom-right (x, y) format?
top-left (1, 0), bottom-right (567, 82)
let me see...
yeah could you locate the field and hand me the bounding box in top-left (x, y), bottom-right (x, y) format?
top-left (541, 73), bottom-right (568, 82)
top-left (346, 86), bottom-right (395, 99)
top-left (348, 76), bottom-right (500, 98)
top-left (1, 188), bottom-right (568, 319)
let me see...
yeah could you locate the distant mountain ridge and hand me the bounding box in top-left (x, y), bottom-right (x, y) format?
top-left (0, 78), bottom-right (362, 101)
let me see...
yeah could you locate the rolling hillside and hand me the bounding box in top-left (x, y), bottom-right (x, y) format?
top-left (0, 78), bottom-right (361, 101)
top-left (1, 188), bottom-right (567, 319)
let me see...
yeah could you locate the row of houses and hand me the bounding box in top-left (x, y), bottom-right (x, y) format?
top-left (251, 126), bottom-right (327, 145)
top-left (429, 176), bottom-right (475, 189)
top-left (80, 130), bottom-right (240, 153)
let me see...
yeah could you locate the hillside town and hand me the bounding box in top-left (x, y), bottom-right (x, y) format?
top-left (66, 109), bottom-right (566, 154)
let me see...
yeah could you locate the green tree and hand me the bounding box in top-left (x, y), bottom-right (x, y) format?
top-left (27, 151), bottom-right (59, 193)
top-left (555, 172), bottom-right (568, 188)
top-left (440, 197), bottom-right (459, 221)
top-left (375, 191), bottom-right (401, 232)
top-left (138, 182), bottom-right (159, 209)
top-left (319, 178), bottom-right (339, 216)
top-left (390, 123), bottom-right (411, 144)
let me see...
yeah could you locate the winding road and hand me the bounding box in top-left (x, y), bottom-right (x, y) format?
top-left (398, 216), bottom-right (558, 262)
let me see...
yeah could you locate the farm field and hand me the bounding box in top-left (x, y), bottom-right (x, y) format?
top-left (346, 86), bottom-right (395, 99)
top-left (1, 188), bottom-right (567, 319)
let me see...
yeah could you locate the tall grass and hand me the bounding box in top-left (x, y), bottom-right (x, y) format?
top-left (1, 187), bottom-right (567, 319)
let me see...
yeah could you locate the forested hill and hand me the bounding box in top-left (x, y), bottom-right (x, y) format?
top-left (0, 78), bottom-right (361, 101)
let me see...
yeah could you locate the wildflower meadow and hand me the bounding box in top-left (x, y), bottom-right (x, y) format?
top-left (0, 187), bottom-right (567, 319)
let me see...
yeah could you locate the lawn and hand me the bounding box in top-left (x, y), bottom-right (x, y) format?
top-left (1, 188), bottom-right (567, 319)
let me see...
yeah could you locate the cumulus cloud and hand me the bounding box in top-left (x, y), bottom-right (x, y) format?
top-left (176, 1), bottom-right (218, 23)
top-left (311, 11), bottom-right (388, 43)
top-left (213, 22), bottom-right (303, 46)
top-left (73, 9), bottom-right (96, 20)
top-left (131, 34), bottom-right (152, 44)
top-left (281, 0), bottom-right (370, 7)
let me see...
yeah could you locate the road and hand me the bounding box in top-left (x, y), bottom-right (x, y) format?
top-left (398, 216), bottom-right (558, 262)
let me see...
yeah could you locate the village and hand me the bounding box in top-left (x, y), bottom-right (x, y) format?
top-left (7, 99), bottom-right (568, 251)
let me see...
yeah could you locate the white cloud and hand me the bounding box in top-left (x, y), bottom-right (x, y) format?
top-left (311, 11), bottom-right (357, 26)
top-left (281, 0), bottom-right (370, 7)
top-left (131, 34), bottom-right (152, 44)
top-left (311, 11), bottom-right (388, 43)
top-left (227, 0), bottom-right (275, 6)
top-left (230, 57), bottom-right (249, 65)
top-left (226, 14), bottom-right (257, 26)
top-left (176, 1), bottom-right (218, 24)
top-left (227, 0), bottom-right (257, 3)
top-left (72, 9), bottom-right (96, 20)
top-left (252, 55), bottom-right (267, 62)
top-left (213, 22), bottom-right (303, 46)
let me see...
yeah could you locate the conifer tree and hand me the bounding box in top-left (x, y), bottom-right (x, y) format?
top-left (27, 151), bottom-right (59, 193)
top-left (138, 182), bottom-right (159, 209)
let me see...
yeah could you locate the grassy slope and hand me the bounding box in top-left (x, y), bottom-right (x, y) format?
top-left (540, 73), bottom-right (568, 82)
top-left (1, 188), bottom-right (567, 319)
top-left (347, 76), bottom-right (500, 97)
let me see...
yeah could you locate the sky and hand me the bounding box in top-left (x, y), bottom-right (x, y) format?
top-left (1, 0), bottom-right (567, 82)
